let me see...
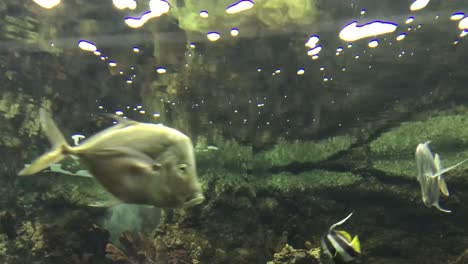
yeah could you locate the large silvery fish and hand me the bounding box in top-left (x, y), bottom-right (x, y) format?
top-left (415, 141), bottom-right (467, 213)
top-left (19, 108), bottom-right (205, 209)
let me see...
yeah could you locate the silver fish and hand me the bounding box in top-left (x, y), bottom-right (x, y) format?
top-left (415, 141), bottom-right (467, 213)
top-left (19, 108), bottom-right (205, 209)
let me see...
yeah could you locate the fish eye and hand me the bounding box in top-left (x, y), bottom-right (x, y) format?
top-left (179, 164), bottom-right (187, 171)
top-left (152, 163), bottom-right (162, 171)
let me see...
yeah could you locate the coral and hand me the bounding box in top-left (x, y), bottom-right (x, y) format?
top-left (13, 221), bottom-right (45, 259)
top-left (106, 230), bottom-right (196, 264)
top-left (267, 244), bottom-right (319, 264)
top-left (106, 231), bottom-right (157, 264)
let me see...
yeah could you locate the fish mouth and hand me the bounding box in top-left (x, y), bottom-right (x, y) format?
top-left (183, 193), bottom-right (205, 208)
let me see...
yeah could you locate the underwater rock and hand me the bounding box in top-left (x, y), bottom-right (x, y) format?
top-left (267, 244), bottom-right (319, 264)
top-left (0, 211), bottom-right (16, 239)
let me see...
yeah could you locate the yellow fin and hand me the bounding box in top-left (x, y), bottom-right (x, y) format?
top-left (351, 235), bottom-right (361, 253)
top-left (336, 230), bottom-right (352, 242)
top-left (438, 177), bottom-right (449, 196)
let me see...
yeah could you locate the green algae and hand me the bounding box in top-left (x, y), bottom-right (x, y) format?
top-left (256, 170), bottom-right (362, 192)
top-left (254, 135), bottom-right (355, 168)
top-left (196, 137), bottom-right (253, 173)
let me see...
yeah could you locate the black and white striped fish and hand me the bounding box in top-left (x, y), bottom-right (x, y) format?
top-left (321, 212), bottom-right (361, 263)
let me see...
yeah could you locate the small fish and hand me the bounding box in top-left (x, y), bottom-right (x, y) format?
top-left (321, 212), bottom-right (361, 264)
top-left (415, 141), bottom-right (468, 213)
top-left (19, 108), bottom-right (205, 209)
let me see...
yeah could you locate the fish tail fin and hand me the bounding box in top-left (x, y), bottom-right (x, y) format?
top-left (351, 235), bottom-right (361, 254)
top-left (18, 108), bottom-right (72, 176)
top-left (434, 203), bottom-right (451, 213)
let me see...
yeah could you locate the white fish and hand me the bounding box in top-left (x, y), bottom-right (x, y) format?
top-left (415, 141), bottom-right (467, 213)
top-left (19, 108), bottom-right (205, 209)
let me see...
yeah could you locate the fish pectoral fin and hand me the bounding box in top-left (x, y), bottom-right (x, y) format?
top-left (432, 158), bottom-right (468, 178)
top-left (88, 200), bottom-right (122, 208)
top-left (438, 177), bottom-right (449, 196)
top-left (128, 160), bottom-right (155, 174)
top-left (351, 235), bottom-right (361, 254)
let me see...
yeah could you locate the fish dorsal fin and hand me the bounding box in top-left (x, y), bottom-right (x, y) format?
top-left (107, 114), bottom-right (138, 125)
top-left (434, 154), bottom-right (441, 172)
top-left (335, 230), bottom-right (352, 242)
top-left (350, 235), bottom-right (361, 254)
top-left (99, 114), bottom-right (139, 132)
top-left (329, 212), bottom-right (353, 232)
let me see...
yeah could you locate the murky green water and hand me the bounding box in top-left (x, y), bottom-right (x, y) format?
top-left (0, 0), bottom-right (467, 263)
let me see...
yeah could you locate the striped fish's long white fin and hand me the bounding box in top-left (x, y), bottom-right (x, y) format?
top-left (329, 212), bottom-right (353, 232)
